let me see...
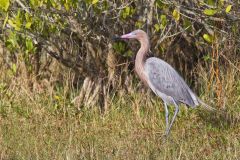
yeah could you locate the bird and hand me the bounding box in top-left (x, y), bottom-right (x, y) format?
top-left (116, 29), bottom-right (215, 135)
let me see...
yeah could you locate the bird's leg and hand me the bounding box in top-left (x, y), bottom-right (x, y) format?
top-left (166, 100), bottom-right (179, 135)
top-left (163, 102), bottom-right (169, 134)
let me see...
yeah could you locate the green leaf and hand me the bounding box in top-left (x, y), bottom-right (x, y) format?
top-left (121, 6), bottom-right (131, 19)
top-left (6, 32), bottom-right (18, 49)
top-left (30, 0), bottom-right (42, 8)
top-left (26, 38), bottom-right (34, 52)
top-left (160, 15), bottom-right (167, 29)
top-left (203, 54), bottom-right (211, 61)
top-left (8, 20), bottom-right (17, 29)
top-left (92, 0), bottom-right (99, 5)
top-left (124, 50), bottom-right (133, 57)
top-left (135, 21), bottom-right (143, 28)
top-left (2, 13), bottom-right (8, 29)
top-left (0, 0), bottom-right (10, 11)
top-left (7, 10), bottom-right (23, 31)
top-left (203, 9), bottom-right (217, 16)
top-left (156, 1), bottom-right (165, 9)
top-left (225, 5), bottom-right (232, 13)
top-left (206, 0), bottom-right (215, 6)
top-left (203, 34), bottom-right (214, 43)
top-left (154, 24), bottom-right (160, 32)
top-left (113, 42), bottom-right (127, 54)
top-left (183, 18), bottom-right (191, 30)
top-left (64, 3), bottom-right (70, 11)
top-left (8, 19), bottom-right (21, 31)
top-left (172, 9), bottom-right (180, 21)
top-left (125, 7), bottom-right (130, 15)
top-left (6, 39), bottom-right (15, 48)
top-left (25, 22), bottom-right (32, 29)
top-left (11, 63), bottom-right (17, 75)
top-left (25, 12), bottom-right (32, 29)
top-left (48, 0), bottom-right (57, 8)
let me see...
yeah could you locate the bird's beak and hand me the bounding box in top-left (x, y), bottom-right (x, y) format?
top-left (120, 32), bottom-right (134, 39)
top-left (112, 36), bottom-right (122, 41)
top-left (112, 32), bottom-right (134, 41)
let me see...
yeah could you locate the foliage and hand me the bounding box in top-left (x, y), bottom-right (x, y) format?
top-left (0, 0), bottom-right (240, 118)
top-left (0, 1), bottom-right (240, 158)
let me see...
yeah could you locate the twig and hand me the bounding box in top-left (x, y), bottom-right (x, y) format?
top-left (15, 0), bottom-right (30, 14)
top-left (147, 0), bottom-right (155, 34)
top-left (220, 52), bottom-right (240, 73)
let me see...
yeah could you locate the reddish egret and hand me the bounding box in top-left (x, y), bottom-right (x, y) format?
top-left (117, 30), bottom-right (214, 135)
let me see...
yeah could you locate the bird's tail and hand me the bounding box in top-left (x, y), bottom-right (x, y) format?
top-left (197, 98), bottom-right (217, 112)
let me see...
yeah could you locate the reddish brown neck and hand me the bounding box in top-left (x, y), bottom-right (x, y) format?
top-left (135, 36), bottom-right (150, 84)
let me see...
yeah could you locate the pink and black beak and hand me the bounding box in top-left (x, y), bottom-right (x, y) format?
top-left (112, 32), bottom-right (135, 41)
top-left (120, 32), bottom-right (135, 39)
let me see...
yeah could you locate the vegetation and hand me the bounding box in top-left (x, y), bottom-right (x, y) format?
top-left (0, 0), bottom-right (239, 159)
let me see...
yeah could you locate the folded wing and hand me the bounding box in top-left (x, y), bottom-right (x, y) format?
top-left (145, 57), bottom-right (199, 107)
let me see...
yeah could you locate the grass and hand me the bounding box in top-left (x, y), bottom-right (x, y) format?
top-left (0, 67), bottom-right (240, 159)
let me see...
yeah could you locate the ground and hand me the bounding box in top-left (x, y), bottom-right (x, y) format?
top-left (0, 87), bottom-right (239, 159)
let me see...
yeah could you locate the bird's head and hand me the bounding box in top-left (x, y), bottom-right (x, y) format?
top-left (119, 30), bottom-right (147, 40)
top-left (112, 29), bottom-right (149, 47)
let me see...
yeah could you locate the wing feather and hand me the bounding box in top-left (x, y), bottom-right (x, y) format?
top-left (144, 57), bottom-right (198, 107)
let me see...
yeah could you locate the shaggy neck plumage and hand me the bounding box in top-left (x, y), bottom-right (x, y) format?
top-left (135, 34), bottom-right (150, 84)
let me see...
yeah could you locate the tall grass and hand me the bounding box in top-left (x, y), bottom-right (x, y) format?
top-left (0, 63), bottom-right (239, 159)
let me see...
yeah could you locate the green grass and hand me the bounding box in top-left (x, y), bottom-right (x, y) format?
top-left (0, 83), bottom-right (239, 160)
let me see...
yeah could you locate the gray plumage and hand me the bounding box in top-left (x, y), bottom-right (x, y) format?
top-left (145, 57), bottom-right (199, 107)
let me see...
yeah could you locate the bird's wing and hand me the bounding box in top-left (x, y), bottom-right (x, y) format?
top-left (144, 57), bottom-right (198, 107)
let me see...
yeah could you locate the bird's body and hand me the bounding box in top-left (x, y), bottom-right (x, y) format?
top-left (145, 57), bottom-right (199, 107)
top-left (118, 29), bottom-right (212, 135)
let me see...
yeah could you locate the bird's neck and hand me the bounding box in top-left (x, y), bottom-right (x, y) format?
top-left (135, 37), bottom-right (150, 84)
